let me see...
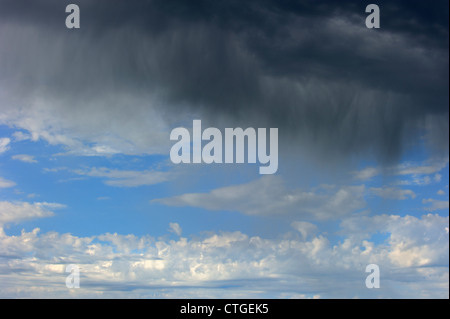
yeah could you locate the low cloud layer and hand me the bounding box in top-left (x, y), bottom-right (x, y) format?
top-left (0, 210), bottom-right (447, 298)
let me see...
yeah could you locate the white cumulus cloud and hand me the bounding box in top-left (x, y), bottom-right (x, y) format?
top-left (0, 213), bottom-right (447, 298)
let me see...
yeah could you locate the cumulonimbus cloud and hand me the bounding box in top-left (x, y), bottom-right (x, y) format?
top-left (0, 0), bottom-right (447, 163)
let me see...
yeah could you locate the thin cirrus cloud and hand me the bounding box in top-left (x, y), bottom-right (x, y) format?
top-left (0, 177), bottom-right (16, 188)
top-left (43, 166), bottom-right (174, 187)
top-left (71, 167), bottom-right (173, 187)
top-left (11, 154), bottom-right (38, 163)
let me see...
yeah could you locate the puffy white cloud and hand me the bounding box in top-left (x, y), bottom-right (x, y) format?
top-left (385, 214), bottom-right (449, 268)
top-left (0, 214), bottom-right (447, 298)
top-left (340, 214), bottom-right (449, 267)
top-left (153, 176), bottom-right (366, 220)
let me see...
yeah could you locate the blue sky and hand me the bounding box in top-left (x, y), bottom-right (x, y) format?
top-left (1, 122), bottom-right (448, 298)
top-left (0, 0), bottom-right (448, 298)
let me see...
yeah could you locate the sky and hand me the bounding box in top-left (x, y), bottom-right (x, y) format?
top-left (0, 0), bottom-right (448, 298)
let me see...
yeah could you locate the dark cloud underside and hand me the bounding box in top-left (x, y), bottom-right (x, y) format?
top-left (0, 0), bottom-right (448, 160)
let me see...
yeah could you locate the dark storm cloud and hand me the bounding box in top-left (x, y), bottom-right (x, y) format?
top-left (0, 0), bottom-right (448, 160)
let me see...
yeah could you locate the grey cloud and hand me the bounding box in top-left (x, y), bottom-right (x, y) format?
top-left (422, 198), bottom-right (449, 212)
top-left (370, 187), bottom-right (416, 200)
top-left (152, 175), bottom-right (366, 220)
top-left (352, 157), bottom-right (449, 182)
top-left (0, 0), bottom-right (448, 162)
top-left (70, 167), bottom-right (173, 187)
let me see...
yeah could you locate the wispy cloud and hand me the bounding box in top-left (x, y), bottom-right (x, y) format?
top-left (97, 196), bottom-right (110, 201)
top-left (72, 167), bottom-right (172, 187)
top-left (12, 131), bottom-right (31, 142)
top-left (0, 177), bottom-right (16, 188)
top-left (0, 201), bottom-right (65, 226)
top-left (169, 222), bottom-right (182, 236)
top-left (422, 199), bottom-right (449, 212)
top-left (12, 154), bottom-right (38, 163)
top-left (153, 176), bottom-right (366, 220)
top-left (353, 158), bottom-right (449, 182)
top-left (396, 159), bottom-right (449, 176)
top-left (352, 167), bottom-right (379, 181)
top-left (0, 137), bottom-right (10, 153)
top-left (370, 187), bottom-right (416, 200)
top-left (290, 221), bottom-right (317, 240)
